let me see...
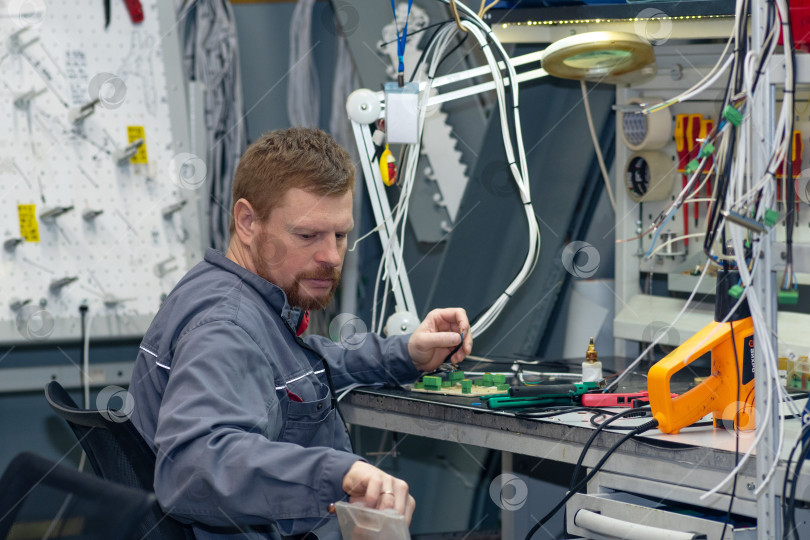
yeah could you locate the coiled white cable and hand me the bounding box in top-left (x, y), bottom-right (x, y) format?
top-left (368, 12), bottom-right (541, 337)
top-left (375, 12), bottom-right (540, 337)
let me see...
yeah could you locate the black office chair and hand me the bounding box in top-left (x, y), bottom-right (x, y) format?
top-left (0, 451), bottom-right (156, 540)
top-left (45, 381), bottom-right (195, 540)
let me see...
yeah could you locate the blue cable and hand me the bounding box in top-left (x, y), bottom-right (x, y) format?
top-left (644, 210), bottom-right (675, 259)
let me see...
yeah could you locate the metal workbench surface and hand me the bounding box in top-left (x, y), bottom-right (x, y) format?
top-left (340, 385), bottom-right (810, 511)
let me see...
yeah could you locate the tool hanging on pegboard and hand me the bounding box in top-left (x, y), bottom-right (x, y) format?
top-left (104, 0), bottom-right (144, 28)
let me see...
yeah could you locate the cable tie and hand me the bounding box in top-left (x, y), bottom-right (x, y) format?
top-left (524, 201), bottom-right (532, 206)
top-left (504, 292), bottom-right (512, 298)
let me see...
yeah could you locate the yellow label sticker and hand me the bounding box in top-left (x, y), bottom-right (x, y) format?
top-left (18, 204), bottom-right (40, 242)
top-left (127, 125), bottom-right (148, 164)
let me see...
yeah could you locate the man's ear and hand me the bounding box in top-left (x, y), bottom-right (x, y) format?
top-left (232, 198), bottom-right (257, 245)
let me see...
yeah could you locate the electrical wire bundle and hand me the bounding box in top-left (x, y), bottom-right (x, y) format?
top-left (604, 0), bottom-right (805, 530)
top-left (178, 0), bottom-right (247, 250)
top-left (634, 0), bottom-right (793, 267)
top-left (368, 0), bottom-right (541, 338)
top-left (702, 0), bottom-right (803, 511)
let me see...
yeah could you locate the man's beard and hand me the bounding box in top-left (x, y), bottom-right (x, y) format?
top-left (284, 267), bottom-right (341, 310)
top-left (255, 246), bottom-right (340, 310)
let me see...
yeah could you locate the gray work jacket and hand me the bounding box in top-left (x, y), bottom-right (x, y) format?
top-left (129, 249), bottom-right (420, 539)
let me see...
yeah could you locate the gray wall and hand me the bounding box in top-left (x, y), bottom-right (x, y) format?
top-left (232, 1), bottom-right (339, 140)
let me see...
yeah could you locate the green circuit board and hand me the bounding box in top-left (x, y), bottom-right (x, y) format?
top-left (408, 372), bottom-right (510, 397)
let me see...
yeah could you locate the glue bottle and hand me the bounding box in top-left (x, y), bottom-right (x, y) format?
top-left (582, 337), bottom-right (602, 382)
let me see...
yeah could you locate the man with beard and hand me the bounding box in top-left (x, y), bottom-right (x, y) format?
top-left (128, 127), bottom-right (473, 540)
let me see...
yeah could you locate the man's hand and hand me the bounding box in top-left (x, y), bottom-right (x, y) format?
top-left (407, 308), bottom-right (472, 372)
top-left (342, 461), bottom-right (415, 524)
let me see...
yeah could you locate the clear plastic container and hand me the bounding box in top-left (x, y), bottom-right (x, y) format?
top-left (787, 355), bottom-right (810, 392)
top-left (335, 501), bottom-right (411, 540)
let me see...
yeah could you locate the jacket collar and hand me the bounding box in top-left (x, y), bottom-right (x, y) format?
top-left (203, 248), bottom-right (296, 322)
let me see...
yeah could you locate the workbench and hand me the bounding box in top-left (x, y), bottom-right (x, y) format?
top-left (339, 358), bottom-right (810, 539)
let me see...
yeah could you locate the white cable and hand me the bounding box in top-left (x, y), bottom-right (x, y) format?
top-left (369, 1), bottom-right (541, 338)
top-left (604, 261), bottom-right (711, 393)
top-left (372, 24), bottom-right (459, 333)
top-left (700, 226), bottom-right (774, 501)
top-left (733, 4), bottom-right (790, 209)
top-left (737, 102), bottom-right (787, 496)
top-left (82, 312), bottom-right (91, 410)
top-left (644, 154), bottom-right (712, 256)
top-left (700, 0), bottom-right (796, 499)
top-left (580, 80), bottom-right (616, 213)
top-left (674, 56), bottom-right (734, 105)
top-left (641, 37), bottom-right (733, 115)
top-left (647, 233), bottom-right (706, 258)
top-left (78, 308), bottom-right (93, 473)
top-left (372, 15), bottom-right (540, 335)
top-left (604, 0), bottom-right (795, 503)
top-left (348, 199), bottom-right (406, 253)
top-left (682, 198), bottom-right (714, 205)
top-left (641, 109), bottom-right (729, 251)
top-left (454, 20), bottom-right (540, 336)
top-left (336, 382), bottom-right (384, 401)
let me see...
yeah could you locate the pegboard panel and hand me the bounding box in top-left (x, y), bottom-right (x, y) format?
top-left (0, 1), bottom-right (204, 344)
top-left (615, 44), bottom-right (810, 277)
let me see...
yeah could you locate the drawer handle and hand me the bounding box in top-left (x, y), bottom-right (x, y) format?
top-left (574, 509), bottom-right (706, 540)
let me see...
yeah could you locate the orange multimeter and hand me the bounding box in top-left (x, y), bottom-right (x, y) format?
top-left (648, 271), bottom-right (755, 434)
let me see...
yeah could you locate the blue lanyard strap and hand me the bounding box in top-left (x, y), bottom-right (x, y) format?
top-left (389, 0), bottom-right (413, 83)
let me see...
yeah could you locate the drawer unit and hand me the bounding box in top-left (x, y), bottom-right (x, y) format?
top-left (566, 492), bottom-right (757, 540)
